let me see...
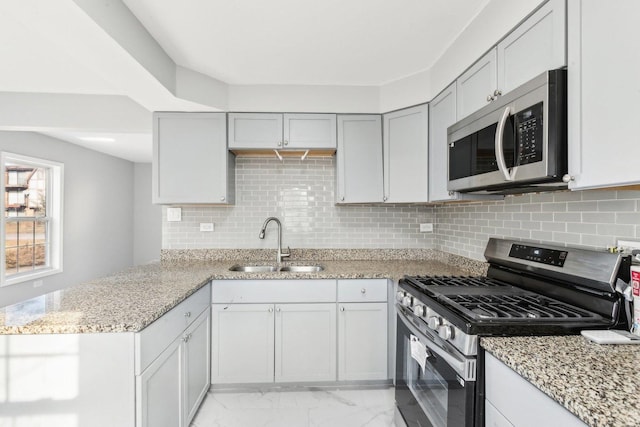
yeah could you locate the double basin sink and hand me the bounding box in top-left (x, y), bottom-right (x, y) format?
top-left (229, 264), bottom-right (324, 273)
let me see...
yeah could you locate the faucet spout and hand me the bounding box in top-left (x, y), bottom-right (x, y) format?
top-left (259, 217), bottom-right (290, 263)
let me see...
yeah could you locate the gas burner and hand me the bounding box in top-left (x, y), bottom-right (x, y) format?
top-left (409, 276), bottom-right (509, 288)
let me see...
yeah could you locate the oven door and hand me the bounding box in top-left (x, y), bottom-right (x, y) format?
top-left (395, 310), bottom-right (476, 427)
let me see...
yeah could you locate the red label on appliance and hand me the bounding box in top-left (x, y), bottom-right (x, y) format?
top-left (632, 269), bottom-right (640, 296)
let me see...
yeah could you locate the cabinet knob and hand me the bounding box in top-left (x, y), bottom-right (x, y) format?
top-left (184, 312), bottom-right (191, 318)
top-left (448, 191), bottom-right (454, 196)
top-left (562, 174), bottom-right (575, 183)
top-left (340, 306), bottom-right (345, 312)
top-left (487, 95), bottom-right (494, 102)
top-left (277, 141), bottom-right (282, 146)
top-left (493, 89), bottom-right (502, 97)
top-left (277, 307), bottom-right (281, 312)
top-left (269, 307), bottom-right (274, 313)
top-left (340, 196), bottom-right (345, 201)
top-left (449, 142), bottom-right (454, 148)
top-left (220, 196), bottom-right (226, 202)
top-left (283, 140), bottom-right (288, 146)
top-left (383, 196), bottom-right (388, 202)
top-left (361, 288), bottom-right (366, 294)
top-left (182, 334), bottom-right (190, 343)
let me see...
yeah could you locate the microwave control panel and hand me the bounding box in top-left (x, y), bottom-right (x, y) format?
top-left (515, 102), bottom-right (543, 165)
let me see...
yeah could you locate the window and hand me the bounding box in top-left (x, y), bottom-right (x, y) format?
top-left (1, 153), bottom-right (63, 286)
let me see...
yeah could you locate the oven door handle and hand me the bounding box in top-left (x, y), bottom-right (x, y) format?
top-left (495, 105), bottom-right (517, 182)
top-left (398, 311), bottom-right (475, 381)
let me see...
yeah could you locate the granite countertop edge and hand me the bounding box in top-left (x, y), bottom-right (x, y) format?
top-left (0, 252), bottom-right (487, 335)
top-left (481, 336), bottom-right (640, 427)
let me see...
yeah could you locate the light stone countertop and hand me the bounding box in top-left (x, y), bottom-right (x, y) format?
top-left (0, 254), bottom-right (480, 335)
top-left (481, 336), bottom-right (640, 427)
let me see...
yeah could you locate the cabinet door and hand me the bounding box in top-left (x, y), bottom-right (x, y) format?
top-left (183, 308), bottom-right (211, 426)
top-left (274, 303), bottom-right (337, 382)
top-left (336, 115), bottom-right (384, 203)
top-left (456, 48), bottom-right (497, 120)
top-left (429, 83), bottom-right (457, 202)
top-left (228, 113), bottom-right (283, 149)
top-left (337, 302), bottom-right (388, 381)
top-left (136, 338), bottom-right (181, 427)
top-left (567, 0), bottom-right (640, 189)
top-left (383, 104), bottom-right (429, 203)
top-left (497, 0), bottom-right (566, 94)
top-left (211, 304), bottom-right (275, 383)
top-left (153, 112), bottom-right (233, 204)
top-left (284, 114), bottom-right (337, 149)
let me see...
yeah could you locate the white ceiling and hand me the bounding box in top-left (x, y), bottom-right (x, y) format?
top-left (122, 0), bottom-right (490, 86)
top-left (0, 0), bottom-right (493, 162)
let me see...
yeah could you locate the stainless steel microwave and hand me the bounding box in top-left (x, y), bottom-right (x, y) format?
top-left (447, 69), bottom-right (567, 194)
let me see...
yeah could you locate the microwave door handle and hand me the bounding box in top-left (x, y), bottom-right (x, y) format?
top-left (495, 106), bottom-right (517, 181)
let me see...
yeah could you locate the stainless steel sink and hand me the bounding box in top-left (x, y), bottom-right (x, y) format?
top-left (278, 265), bottom-right (324, 273)
top-left (228, 264), bottom-right (324, 273)
top-left (229, 265), bottom-right (278, 272)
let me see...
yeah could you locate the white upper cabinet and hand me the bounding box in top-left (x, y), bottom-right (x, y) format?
top-left (497, 0), bottom-right (566, 94)
top-left (283, 114), bottom-right (337, 149)
top-left (429, 83), bottom-right (457, 202)
top-left (456, 48), bottom-right (498, 121)
top-left (153, 112), bottom-right (234, 205)
top-left (383, 104), bottom-right (429, 203)
top-left (227, 113), bottom-right (283, 149)
top-left (456, 0), bottom-right (566, 121)
top-left (228, 113), bottom-right (336, 150)
top-left (336, 115), bottom-right (384, 203)
top-left (566, 0), bottom-right (640, 189)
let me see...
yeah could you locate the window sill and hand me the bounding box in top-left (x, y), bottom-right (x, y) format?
top-left (2, 267), bottom-right (63, 288)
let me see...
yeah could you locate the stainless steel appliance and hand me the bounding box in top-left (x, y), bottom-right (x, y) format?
top-left (395, 238), bottom-right (628, 427)
top-left (447, 69), bottom-right (567, 194)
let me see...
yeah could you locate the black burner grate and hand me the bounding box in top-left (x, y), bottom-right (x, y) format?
top-left (411, 276), bottom-right (509, 287)
top-left (444, 294), bottom-right (599, 320)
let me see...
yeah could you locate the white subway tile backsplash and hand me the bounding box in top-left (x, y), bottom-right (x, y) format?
top-left (162, 158), bottom-right (640, 261)
top-left (163, 157), bottom-right (435, 250)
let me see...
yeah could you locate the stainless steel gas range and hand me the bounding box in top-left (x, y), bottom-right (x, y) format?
top-left (394, 238), bottom-right (630, 427)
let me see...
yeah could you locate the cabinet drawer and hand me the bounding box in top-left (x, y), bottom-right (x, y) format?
top-left (338, 279), bottom-right (387, 302)
top-left (135, 284), bottom-right (211, 374)
top-left (212, 280), bottom-right (336, 303)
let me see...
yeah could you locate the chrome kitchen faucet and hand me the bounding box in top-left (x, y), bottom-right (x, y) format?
top-left (259, 217), bottom-right (291, 263)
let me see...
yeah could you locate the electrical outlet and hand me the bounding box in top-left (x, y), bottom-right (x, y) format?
top-left (420, 223), bottom-right (434, 233)
top-left (166, 207), bottom-right (182, 222)
top-left (200, 223), bottom-right (214, 232)
top-left (617, 239), bottom-right (640, 253)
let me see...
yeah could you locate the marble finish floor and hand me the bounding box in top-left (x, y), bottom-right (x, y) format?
top-left (191, 387), bottom-right (397, 427)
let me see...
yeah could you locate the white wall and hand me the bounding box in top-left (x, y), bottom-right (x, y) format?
top-left (0, 132), bottom-right (135, 307)
top-left (133, 163), bottom-right (161, 265)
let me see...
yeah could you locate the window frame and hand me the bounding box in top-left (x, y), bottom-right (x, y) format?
top-left (1, 152), bottom-right (64, 287)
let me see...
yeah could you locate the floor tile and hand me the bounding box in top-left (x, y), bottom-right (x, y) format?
top-left (191, 387), bottom-right (397, 427)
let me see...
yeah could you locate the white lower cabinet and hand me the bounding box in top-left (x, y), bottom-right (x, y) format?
top-left (211, 302), bottom-right (336, 384)
top-left (183, 309), bottom-right (212, 424)
top-left (275, 303), bottom-right (337, 382)
top-left (211, 279), bottom-right (389, 385)
top-left (136, 285), bottom-right (212, 427)
top-left (211, 303), bottom-right (275, 383)
top-left (137, 338), bottom-right (181, 427)
top-left (338, 302), bottom-right (387, 381)
top-left (485, 352), bottom-right (586, 427)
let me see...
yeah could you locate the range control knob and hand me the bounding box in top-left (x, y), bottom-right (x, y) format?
top-left (395, 291), bottom-right (406, 301)
top-left (427, 316), bottom-right (442, 330)
top-left (438, 325), bottom-right (455, 341)
top-left (402, 296), bottom-right (413, 308)
top-left (413, 305), bottom-right (426, 317)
